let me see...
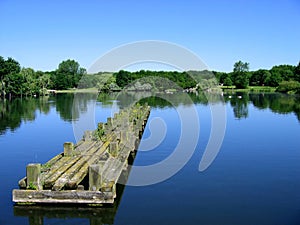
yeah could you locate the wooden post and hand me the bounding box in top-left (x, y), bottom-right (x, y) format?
top-left (107, 117), bottom-right (113, 128)
top-left (120, 130), bottom-right (128, 144)
top-left (26, 163), bottom-right (42, 190)
top-left (89, 162), bottom-right (105, 191)
top-left (109, 142), bottom-right (119, 157)
top-left (114, 113), bottom-right (119, 122)
top-left (83, 131), bottom-right (93, 141)
top-left (101, 181), bottom-right (115, 195)
top-left (63, 142), bottom-right (74, 157)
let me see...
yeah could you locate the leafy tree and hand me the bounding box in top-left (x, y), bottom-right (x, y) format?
top-left (223, 77), bottom-right (233, 86)
top-left (270, 65), bottom-right (295, 81)
top-left (250, 69), bottom-right (271, 86)
top-left (2, 57), bottom-right (21, 75)
top-left (276, 81), bottom-right (300, 93)
top-left (4, 73), bottom-right (23, 96)
top-left (232, 61), bottom-right (249, 89)
top-left (267, 69), bottom-right (283, 87)
top-left (295, 61), bottom-right (300, 82)
top-left (20, 68), bottom-right (38, 96)
top-left (0, 56), bottom-right (6, 80)
top-left (37, 72), bottom-right (51, 95)
top-left (0, 57), bottom-right (21, 97)
top-left (217, 72), bottom-right (230, 84)
top-left (52, 59), bottom-right (86, 89)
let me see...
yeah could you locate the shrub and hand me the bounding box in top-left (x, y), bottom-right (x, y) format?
top-left (276, 81), bottom-right (300, 94)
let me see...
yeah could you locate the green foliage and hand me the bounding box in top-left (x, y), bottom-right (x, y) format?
top-left (52, 59), bottom-right (86, 90)
top-left (223, 77), bottom-right (233, 86)
top-left (27, 182), bottom-right (37, 190)
top-left (0, 57), bottom-right (21, 97)
top-left (295, 61), bottom-right (300, 82)
top-left (232, 61), bottom-right (250, 89)
top-left (94, 125), bottom-right (106, 141)
top-left (270, 65), bottom-right (295, 81)
top-left (0, 57), bottom-right (20, 80)
top-left (197, 78), bottom-right (218, 91)
top-left (276, 81), bottom-right (300, 94)
top-left (115, 70), bottom-right (197, 90)
top-left (1, 55), bottom-right (300, 98)
top-left (250, 69), bottom-right (271, 86)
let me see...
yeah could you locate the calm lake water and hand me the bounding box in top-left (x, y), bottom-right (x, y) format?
top-left (0, 92), bottom-right (300, 225)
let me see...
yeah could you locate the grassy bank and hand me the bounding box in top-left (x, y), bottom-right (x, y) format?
top-left (221, 86), bottom-right (276, 93)
top-left (52, 88), bottom-right (99, 93)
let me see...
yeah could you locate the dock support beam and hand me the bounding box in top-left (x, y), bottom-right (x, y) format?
top-left (109, 142), bottom-right (119, 157)
top-left (120, 130), bottom-right (128, 144)
top-left (107, 117), bottom-right (113, 128)
top-left (89, 162), bottom-right (105, 191)
top-left (63, 142), bottom-right (74, 157)
top-left (26, 163), bottom-right (42, 190)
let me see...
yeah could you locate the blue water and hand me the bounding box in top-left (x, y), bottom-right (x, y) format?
top-left (0, 93), bottom-right (300, 225)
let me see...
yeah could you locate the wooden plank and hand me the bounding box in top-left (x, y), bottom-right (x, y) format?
top-left (18, 153), bottom-right (64, 188)
top-left (43, 156), bottom-right (82, 189)
top-left (65, 142), bottom-right (111, 189)
top-left (74, 140), bottom-right (95, 153)
top-left (43, 141), bottom-right (102, 189)
top-left (41, 153), bottom-right (63, 172)
top-left (53, 140), bottom-right (112, 191)
top-left (13, 190), bottom-right (114, 204)
top-left (103, 147), bottom-right (132, 184)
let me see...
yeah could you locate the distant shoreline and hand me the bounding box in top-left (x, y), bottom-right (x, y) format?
top-left (220, 86), bottom-right (276, 93)
top-left (50, 88), bottom-right (99, 94)
top-left (50, 85), bottom-right (279, 94)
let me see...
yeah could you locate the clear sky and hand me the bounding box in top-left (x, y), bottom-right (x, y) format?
top-left (0, 0), bottom-right (299, 72)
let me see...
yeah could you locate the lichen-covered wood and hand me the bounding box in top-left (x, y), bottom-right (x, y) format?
top-left (13, 103), bottom-right (150, 204)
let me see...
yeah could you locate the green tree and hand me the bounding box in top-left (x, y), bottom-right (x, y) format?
top-left (20, 68), bottom-right (38, 96)
top-left (270, 65), bottom-right (295, 81)
top-left (250, 69), bottom-right (271, 86)
top-left (223, 76), bottom-right (233, 86)
top-left (0, 57), bottom-right (21, 97)
top-left (276, 80), bottom-right (300, 93)
top-left (37, 71), bottom-right (51, 95)
top-left (295, 61), bottom-right (300, 82)
top-left (4, 73), bottom-right (25, 96)
top-left (53, 59), bottom-right (86, 89)
top-left (232, 61), bottom-right (249, 89)
top-left (267, 69), bottom-right (283, 87)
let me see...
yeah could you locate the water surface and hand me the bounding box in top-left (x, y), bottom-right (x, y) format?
top-left (0, 92), bottom-right (300, 225)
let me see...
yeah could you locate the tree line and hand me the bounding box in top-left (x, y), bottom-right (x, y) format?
top-left (1, 55), bottom-right (300, 98)
top-left (214, 60), bottom-right (300, 93)
top-left (0, 56), bottom-right (86, 97)
top-left (115, 70), bottom-right (197, 90)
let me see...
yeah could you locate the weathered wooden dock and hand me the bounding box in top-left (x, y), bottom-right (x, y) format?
top-left (13, 103), bottom-right (150, 205)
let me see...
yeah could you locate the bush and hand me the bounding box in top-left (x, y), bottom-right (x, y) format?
top-left (276, 81), bottom-right (300, 94)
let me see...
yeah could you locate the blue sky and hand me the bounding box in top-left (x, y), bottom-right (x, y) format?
top-left (0, 0), bottom-right (299, 72)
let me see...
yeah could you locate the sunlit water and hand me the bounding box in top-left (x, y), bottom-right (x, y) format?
top-left (0, 92), bottom-right (300, 225)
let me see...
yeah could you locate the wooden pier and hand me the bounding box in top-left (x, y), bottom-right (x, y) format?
top-left (13, 103), bottom-right (150, 205)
